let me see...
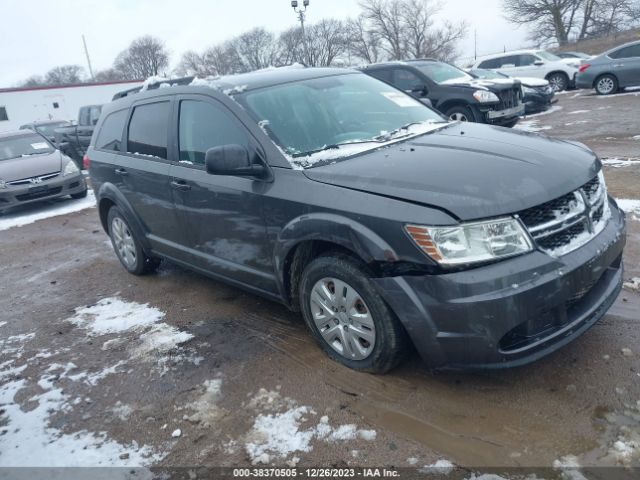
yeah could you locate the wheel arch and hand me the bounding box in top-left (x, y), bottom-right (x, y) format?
top-left (544, 70), bottom-right (569, 81)
top-left (593, 72), bottom-right (618, 88)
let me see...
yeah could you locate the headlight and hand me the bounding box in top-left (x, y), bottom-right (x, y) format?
top-left (473, 90), bottom-right (500, 103)
top-left (63, 161), bottom-right (79, 176)
top-left (0, 179), bottom-right (6, 189)
top-left (405, 218), bottom-right (533, 266)
top-left (522, 86), bottom-right (536, 94)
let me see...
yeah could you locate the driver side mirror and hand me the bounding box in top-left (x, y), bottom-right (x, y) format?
top-left (534, 60), bottom-right (545, 66)
top-left (205, 144), bottom-right (269, 179)
top-left (407, 83), bottom-right (428, 97)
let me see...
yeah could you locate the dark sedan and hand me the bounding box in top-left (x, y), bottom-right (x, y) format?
top-left (0, 131), bottom-right (87, 214)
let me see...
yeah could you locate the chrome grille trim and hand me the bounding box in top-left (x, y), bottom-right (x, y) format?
top-left (518, 173), bottom-right (610, 257)
top-left (7, 171), bottom-right (60, 186)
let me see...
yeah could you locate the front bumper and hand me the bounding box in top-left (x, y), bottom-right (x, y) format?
top-left (0, 172), bottom-right (86, 211)
top-left (373, 201), bottom-right (626, 370)
top-left (484, 104), bottom-right (525, 123)
top-left (523, 91), bottom-right (555, 114)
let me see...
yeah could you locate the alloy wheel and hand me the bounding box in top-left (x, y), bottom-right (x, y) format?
top-left (597, 77), bottom-right (615, 95)
top-left (111, 217), bottom-right (137, 268)
top-left (548, 74), bottom-right (567, 92)
top-left (309, 277), bottom-right (376, 361)
top-left (450, 112), bottom-right (469, 122)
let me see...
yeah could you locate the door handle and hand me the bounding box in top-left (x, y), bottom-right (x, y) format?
top-left (170, 180), bottom-right (191, 191)
top-left (114, 168), bottom-right (128, 176)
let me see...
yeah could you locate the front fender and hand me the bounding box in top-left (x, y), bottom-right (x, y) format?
top-left (97, 182), bottom-right (152, 253)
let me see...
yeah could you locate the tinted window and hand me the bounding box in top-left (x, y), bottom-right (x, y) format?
top-left (498, 55), bottom-right (520, 67)
top-left (610, 44), bottom-right (640, 59)
top-left (0, 106), bottom-right (8, 122)
top-left (178, 100), bottom-right (249, 165)
top-left (518, 54), bottom-right (537, 66)
top-left (89, 106), bottom-right (102, 126)
top-left (79, 107), bottom-right (90, 126)
top-left (96, 110), bottom-right (127, 151)
top-left (478, 58), bottom-right (501, 69)
top-left (392, 69), bottom-right (425, 91)
top-left (127, 102), bottom-right (170, 159)
top-left (367, 69), bottom-right (392, 83)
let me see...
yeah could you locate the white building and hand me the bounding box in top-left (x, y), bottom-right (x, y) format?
top-left (0, 80), bottom-right (142, 132)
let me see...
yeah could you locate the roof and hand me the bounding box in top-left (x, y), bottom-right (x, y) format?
top-left (0, 79), bottom-right (142, 94)
top-left (112, 66), bottom-right (356, 100)
top-left (0, 129), bottom-right (37, 140)
top-left (360, 59), bottom-right (439, 69)
top-left (474, 49), bottom-right (544, 62)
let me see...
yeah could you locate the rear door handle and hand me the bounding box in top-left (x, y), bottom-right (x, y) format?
top-left (170, 179), bottom-right (191, 191)
top-left (114, 168), bottom-right (128, 176)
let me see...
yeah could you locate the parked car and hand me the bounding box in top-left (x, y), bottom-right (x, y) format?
top-left (54, 104), bottom-right (103, 167)
top-left (556, 51), bottom-right (592, 61)
top-left (471, 50), bottom-right (579, 92)
top-left (89, 68), bottom-right (625, 373)
top-left (576, 40), bottom-right (640, 95)
top-left (0, 130), bottom-right (87, 213)
top-left (19, 120), bottom-right (73, 144)
top-left (468, 69), bottom-right (555, 114)
top-left (360, 59), bottom-right (523, 127)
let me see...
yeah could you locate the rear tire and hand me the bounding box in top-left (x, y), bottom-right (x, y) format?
top-left (546, 72), bottom-right (569, 92)
top-left (445, 105), bottom-right (477, 123)
top-left (299, 252), bottom-right (410, 373)
top-left (107, 206), bottom-right (160, 275)
top-left (595, 74), bottom-right (618, 95)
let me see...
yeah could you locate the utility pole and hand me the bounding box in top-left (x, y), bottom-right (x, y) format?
top-left (474, 29), bottom-right (477, 60)
top-left (291, 1), bottom-right (310, 66)
top-left (82, 35), bottom-right (95, 81)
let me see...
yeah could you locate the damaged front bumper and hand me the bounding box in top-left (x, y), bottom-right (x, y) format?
top-left (373, 200), bottom-right (626, 370)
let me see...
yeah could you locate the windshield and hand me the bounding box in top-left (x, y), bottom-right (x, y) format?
top-left (0, 134), bottom-right (55, 161)
top-left (415, 62), bottom-right (474, 85)
top-left (470, 69), bottom-right (508, 80)
top-left (36, 122), bottom-right (70, 137)
top-left (536, 51), bottom-right (561, 62)
top-left (237, 73), bottom-right (446, 167)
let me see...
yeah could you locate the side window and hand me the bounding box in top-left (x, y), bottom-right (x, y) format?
top-left (89, 106), bottom-right (102, 126)
top-left (95, 109), bottom-right (127, 152)
top-left (79, 108), bottom-right (90, 126)
top-left (518, 54), bottom-right (537, 66)
top-left (499, 55), bottom-right (519, 67)
top-left (611, 44), bottom-right (640, 59)
top-left (0, 106), bottom-right (8, 122)
top-left (478, 58), bottom-right (500, 69)
top-left (127, 101), bottom-right (170, 159)
top-left (368, 69), bottom-right (392, 83)
top-left (178, 100), bottom-right (249, 166)
top-left (392, 69), bottom-right (424, 91)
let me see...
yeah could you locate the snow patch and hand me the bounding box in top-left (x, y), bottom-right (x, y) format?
top-left (601, 157), bottom-right (640, 168)
top-left (514, 119), bottom-right (552, 133)
top-left (68, 297), bottom-right (164, 335)
top-left (0, 190), bottom-right (95, 231)
top-left (567, 109), bottom-right (590, 115)
top-left (419, 459), bottom-right (455, 475)
top-left (623, 278), bottom-right (640, 292)
top-left (181, 379), bottom-right (224, 427)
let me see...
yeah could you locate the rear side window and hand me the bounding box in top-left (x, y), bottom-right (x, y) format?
top-left (127, 102), bottom-right (170, 159)
top-left (178, 100), bottom-right (249, 166)
top-left (610, 44), bottom-right (640, 59)
top-left (367, 69), bottom-right (392, 83)
top-left (95, 109), bottom-right (127, 152)
top-left (478, 58), bottom-right (501, 69)
top-left (392, 69), bottom-right (424, 91)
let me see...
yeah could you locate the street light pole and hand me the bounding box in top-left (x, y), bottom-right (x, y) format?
top-left (291, 0), bottom-right (310, 66)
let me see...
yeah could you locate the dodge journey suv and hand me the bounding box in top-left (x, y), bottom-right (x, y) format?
top-left (89, 68), bottom-right (626, 373)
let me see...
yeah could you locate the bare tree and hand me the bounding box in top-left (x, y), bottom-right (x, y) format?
top-left (305, 19), bottom-right (348, 66)
top-left (93, 68), bottom-right (127, 82)
top-left (44, 65), bottom-right (85, 85)
top-left (232, 28), bottom-right (281, 71)
top-left (114, 35), bottom-right (169, 80)
top-left (19, 75), bottom-right (45, 87)
top-left (346, 16), bottom-right (382, 64)
top-left (278, 27), bottom-right (306, 65)
top-left (360, 0), bottom-right (407, 59)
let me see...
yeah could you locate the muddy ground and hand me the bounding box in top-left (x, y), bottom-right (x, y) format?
top-left (0, 89), bottom-right (639, 478)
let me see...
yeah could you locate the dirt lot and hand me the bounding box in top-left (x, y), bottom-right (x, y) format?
top-left (1, 89), bottom-right (639, 478)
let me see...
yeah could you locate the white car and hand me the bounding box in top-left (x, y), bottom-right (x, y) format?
top-left (471, 50), bottom-right (579, 92)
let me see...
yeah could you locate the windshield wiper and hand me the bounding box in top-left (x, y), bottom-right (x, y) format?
top-left (293, 139), bottom-right (384, 157)
top-left (373, 120), bottom-right (447, 142)
top-left (21, 152), bottom-right (50, 157)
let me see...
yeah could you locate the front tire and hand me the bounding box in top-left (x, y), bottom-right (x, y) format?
top-left (595, 74), bottom-right (618, 95)
top-left (299, 253), bottom-right (410, 373)
top-left (445, 105), bottom-right (477, 123)
top-left (107, 206), bottom-right (160, 275)
top-left (546, 72), bottom-right (569, 92)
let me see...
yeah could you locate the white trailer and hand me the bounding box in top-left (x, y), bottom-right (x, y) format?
top-left (0, 80), bottom-right (142, 133)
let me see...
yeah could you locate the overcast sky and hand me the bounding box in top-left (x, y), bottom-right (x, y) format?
top-left (1, 0), bottom-right (530, 87)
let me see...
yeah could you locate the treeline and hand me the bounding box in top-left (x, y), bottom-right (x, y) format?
top-left (503, 0), bottom-right (640, 46)
top-left (18, 0), bottom-right (466, 86)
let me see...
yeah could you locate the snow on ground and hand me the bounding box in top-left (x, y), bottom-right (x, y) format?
top-left (180, 379), bottom-right (224, 427)
top-left (601, 157), bottom-right (640, 168)
top-left (524, 105), bottom-right (563, 118)
top-left (0, 190), bottom-right (95, 231)
top-left (624, 277), bottom-right (640, 292)
top-left (242, 389), bottom-right (377, 464)
top-left (419, 459), bottom-right (455, 475)
top-left (616, 198), bottom-right (640, 218)
top-left (69, 297), bottom-right (165, 335)
top-left (567, 109), bottom-right (590, 115)
top-left (514, 119), bottom-right (552, 133)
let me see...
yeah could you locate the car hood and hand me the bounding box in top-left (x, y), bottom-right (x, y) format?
top-left (0, 151), bottom-right (63, 182)
top-left (517, 77), bottom-right (549, 87)
top-left (442, 77), bottom-right (519, 91)
top-left (303, 123), bottom-right (599, 221)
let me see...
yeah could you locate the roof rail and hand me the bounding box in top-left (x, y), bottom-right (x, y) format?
top-left (406, 58), bottom-right (438, 62)
top-left (112, 76), bottom-right (195, 101)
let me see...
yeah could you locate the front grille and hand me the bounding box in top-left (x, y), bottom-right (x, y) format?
top-left (497, 87), bottom-right (522, 109)
top-left (16, 187), bottom-right (62, 201)
top-left (517, 174), bottom-right (610, 257)
top-left (7, 171), bottom-right (60, 186)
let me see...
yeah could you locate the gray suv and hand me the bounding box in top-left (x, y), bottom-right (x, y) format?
top-left (89, 68), bottom-right (626, 372)
top-left (576, 40), bottom-right (640, 94)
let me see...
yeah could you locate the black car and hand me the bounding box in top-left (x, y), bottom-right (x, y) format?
top-left (19, 120), bottom-right (73, 144)
top-left (469, 69), bottom-right (556, 114)
top-left (89, 68), bottom-right (625, 373)
top-left (360, 59), bottom-right (524, 127)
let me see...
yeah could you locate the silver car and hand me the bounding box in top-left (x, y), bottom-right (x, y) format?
top-left (576, 40), bottom-right (640, 95)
